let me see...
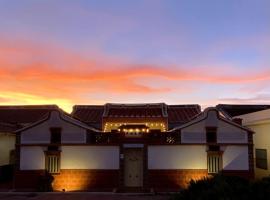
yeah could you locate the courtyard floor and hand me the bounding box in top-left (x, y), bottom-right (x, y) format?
top-left (0, 193), bottom-right (171, 200)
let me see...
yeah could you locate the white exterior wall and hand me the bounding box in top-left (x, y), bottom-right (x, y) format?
top-left (21, 111), bottom-right (86, 144)
top-left (249, 123), bottom-right (270, 178)
top-left (61, 146), bottom-right (119, 169)
top-left (222, 146), bottom-right (249, 170)
top-left (181, 121), bottom-right (206, 143)
top-left (20, 146), bottom-right (120, 170)
top-left (217, 121), bottom-right (247, 143)
top-left (0, 133), bottom-right (15, 166)
top-left (237, 110), bottom-right (270, 179)
top-left (148, 145), bottom-right (207, 169)
top-left (181, 109), bottom-right (248, 144)
top-left (20, 146), bottom-right (45, 170)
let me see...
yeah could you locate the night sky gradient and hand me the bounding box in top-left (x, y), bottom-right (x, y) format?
top-left (0, 0), bottom-right (269, 112)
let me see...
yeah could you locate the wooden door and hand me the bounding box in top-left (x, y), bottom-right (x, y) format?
top-left (124, 148), bottom-right (143, 187)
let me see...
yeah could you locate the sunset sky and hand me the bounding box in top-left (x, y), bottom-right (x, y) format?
top-left (0, 0), bottom-right (270, 112)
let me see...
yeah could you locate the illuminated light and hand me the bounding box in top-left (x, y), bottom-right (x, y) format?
top-left (142, 128), bottom-right (145, 132)
top-left (117, 129), bottom-right (121, 132)
top-left (136, 129), bottom-right (139, 132)
top-left (146, 129), bottom-right (149, 133)
top-left (151, 123), bottom-right (153, 126)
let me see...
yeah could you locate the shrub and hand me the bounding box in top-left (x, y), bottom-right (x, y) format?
top-left (37, 171), bottom-right (54, 192)
top-left (172, 174), bottom-right (251, 200)
top-left (248, 177), bottom-right (270, 200)
top-left (0, 164), bottom-right (14, 183)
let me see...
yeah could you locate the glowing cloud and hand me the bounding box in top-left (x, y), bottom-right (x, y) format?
top-left (0, 37), bottom-right (269, 112)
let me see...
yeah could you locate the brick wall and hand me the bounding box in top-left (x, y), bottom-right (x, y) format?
top-left (148, 169), bottom-right (208, 191)
top-left (15, 170), bottom-right (44, 190)
top-left (15, 169), bottom-right (118, 191)
top-left (53, 169), bottom-right (118, 191)
top-left (221, 170), bottom-right (254, 179)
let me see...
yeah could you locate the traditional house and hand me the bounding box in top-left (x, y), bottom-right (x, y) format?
top-left (13, 103), bottom-right (254, 192)
top-left (0, 105), bottom-right (60, 165)
top-left (235, 109), bottom-right (270, 179)
top-left (0, 122), bottom-right (17, 167)
top-left (0, 105), bottom-right (58, 190)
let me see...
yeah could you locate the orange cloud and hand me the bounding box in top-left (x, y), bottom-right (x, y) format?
top-left (0, 38), bottom-right (269, 111)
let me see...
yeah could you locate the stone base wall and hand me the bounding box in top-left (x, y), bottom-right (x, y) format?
top-left (221, 170), bottom-right (254, 179)
top-left (53, 169), bottom-right (118, 191)
top-left (15, 170), bottom-right (119, 191)
top-left (14, 169), bottom-right (254, 192)
top-left (148, 169), bottom-right (208, 191)
top-left (15, 170), bottom-right (43, 191)
top-left (148, 169), bottom-right (254, 191)
top-left (0, 181), bottom-right (13, 190)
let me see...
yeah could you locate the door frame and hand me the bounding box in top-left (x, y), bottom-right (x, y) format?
top-left (123, 148), bottom-right (143, 187)
top-left (119, 143), bottom-right (148, 191)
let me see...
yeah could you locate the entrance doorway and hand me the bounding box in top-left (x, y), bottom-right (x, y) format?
top-left (124, 148), bottom-right (143, 187)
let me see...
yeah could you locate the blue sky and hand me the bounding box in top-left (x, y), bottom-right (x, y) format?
top-left (0, 0), bottom-right (269, 112)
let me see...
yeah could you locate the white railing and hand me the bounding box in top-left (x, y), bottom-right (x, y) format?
top-left (46, 155), bottom-right (60, 173)
top-left (208, 153), bottom-right (222, 174)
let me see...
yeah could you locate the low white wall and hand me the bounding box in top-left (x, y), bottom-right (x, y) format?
top-left (20, 146), bottom-right (45, 170)
top-left (148, 145), bottom-right (207, 169)
top-left (61, 146), bottom-right (120, 169)
top-left (0, 133), bottom-right (15, 166)
top-left (222, 146), bottom-right (249, 170)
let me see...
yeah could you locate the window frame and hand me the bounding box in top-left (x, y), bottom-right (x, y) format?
top-left (50, 127), bottom-right (62, 144)
top-left (206, 127), bottom-right (217, 144)
top-left (207, 151), bottom-right (223, 174)
top-left (45, 151), bottom-right (61, 174)
top-left (255, 148), bottom-right (268, 170)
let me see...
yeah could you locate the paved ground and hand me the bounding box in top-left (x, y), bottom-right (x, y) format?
top-left (0, 193), bottom-right (171, 200)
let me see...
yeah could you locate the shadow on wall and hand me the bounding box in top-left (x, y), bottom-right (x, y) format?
top-left (0, 164), bottom-right (14, 183)
top-left (37, 171), bottom-right (54, 192)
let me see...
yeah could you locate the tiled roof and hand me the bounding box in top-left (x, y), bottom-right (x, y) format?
top-left (216, 104), bottom-right (270, 118)
top-left (0, 122), bottom-right (19, 132)
top-left (103, 103), bottom-right (167, 118)
top-left (72, 105), bottom-right (104, 122)
top-left (72, 103), bottom-right (201, 130)
top-left (0, 105), bottom-right (59, 125)
top-left (16, 109), bottom-right (101, 133)
top-left (167, 105), bottom-right (201, 128)
top-left (170, 107), bottom-right (253, 133)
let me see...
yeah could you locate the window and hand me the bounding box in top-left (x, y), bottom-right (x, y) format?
top-left (208, 145), bottom-right (220, 151)
top-left (208, 152), bottom-right (222, 174)
top-left (256, 149), bottom-right (268, 170)
top-left (50, 128), bottom-right (61, 144)
top-left (206, 127), bottom-right (217, 143)
top-left (45, 153), bottom-right (60, 173)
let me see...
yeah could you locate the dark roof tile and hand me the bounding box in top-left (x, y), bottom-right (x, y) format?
top-left (0, 105), bottom-right (59, 125)
top-left (73, 103), bottom-right (201, 130)
top-left (216, 104), bottom-right (270, 117)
